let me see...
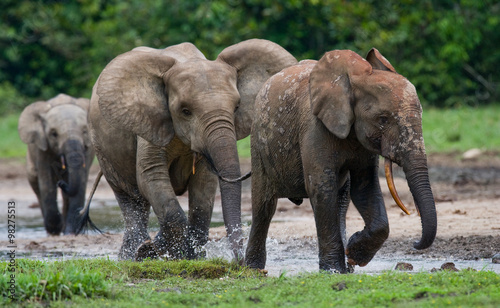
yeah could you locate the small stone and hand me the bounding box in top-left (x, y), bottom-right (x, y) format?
top-left (492, 253), bottom-right (500, 264)
top-left (462, 148), bottom-right (483, 160)
top-left (441, 262), bottom-right (459, 271)
top-left (395, 262), bottom-right (413, 271)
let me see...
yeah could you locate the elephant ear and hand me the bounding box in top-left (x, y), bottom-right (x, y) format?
top-left (18, 101), bottom-right (51, 151)
top-left (309, 50), bottom-right (372, 139)
top-left (96, 48), bottom-right (177, 147)
top-left (366, 48), bottom-right (396, 72)
top-left (73, 98), bottom-right (90, 112)
top-left (47, 93), bottom-right (90, 112)
top-left (217, 39), bottom-right (297, 140)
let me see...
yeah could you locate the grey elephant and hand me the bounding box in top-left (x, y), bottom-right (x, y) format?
top-left (89, 39), bottom-right (297, 261)
top-left (246, 49), bottom-right (437, 273)
top-left (18, 93), bottom-right (95, 235)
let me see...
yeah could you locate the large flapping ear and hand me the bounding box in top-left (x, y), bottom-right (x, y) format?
top-left (18, 101), bottom-right (51, 151)
top-left (366, 48), bottom-right (396, 72)
top-left (217, 39), bottom-right (297, 139)
top-left (309, 50), bottom-right (372, 139)
top-left (96, 48), bottom-right (177, 147)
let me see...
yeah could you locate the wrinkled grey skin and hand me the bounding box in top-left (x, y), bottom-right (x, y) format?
top-left (18, 94), bottom-right (95, 235)
top-left (246, 49), bottom-right (437, 273)
top-left (89, 39), bottom-right (297, 261)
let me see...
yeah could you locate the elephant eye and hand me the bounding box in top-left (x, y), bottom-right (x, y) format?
top-left (182, 108), bottom-right (192, 116)
top-left (50, 129), bottom-right (58, 138)
top-left (378, 116), bottom-right (389, 127)
top-left (234, 103), bottom-right (240, 113)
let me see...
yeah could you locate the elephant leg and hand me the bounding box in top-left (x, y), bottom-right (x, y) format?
top-left (35, 155), bottom-right (63, 235)
top-left (346, 158), bottom-right (389, 267)
top-left (136, 138), bottom-right (192, 259)
top-left (113, 190), bottom-right (151, 260)
top-left (338, 177), bottom-right (354, 273)
top-left (62, 194), bottom-right (69, 230)
top-left (187, 159), bottom-right (217, 254)
top-left (245, 166), bottom-right (278, 269)
top-left (308, 172), bottom-right (347, 273)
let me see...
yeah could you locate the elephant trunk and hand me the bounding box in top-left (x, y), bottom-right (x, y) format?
top-left (402, 155), bottom-right (437, 249)
top-left (204, 124), bottom-right (243, 262)
top-left (58, 139), bottom-right (86, 197)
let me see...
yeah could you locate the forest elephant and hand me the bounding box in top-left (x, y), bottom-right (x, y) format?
top-left (18, 93), bottom-right (95, 235)
top-left (89, 39), bottom-right (297, 261)
top-left (246, 49), bottom-right (437, 273)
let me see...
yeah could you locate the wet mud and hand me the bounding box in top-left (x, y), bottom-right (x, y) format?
top-left (1, 152), bottom-right (499, 275)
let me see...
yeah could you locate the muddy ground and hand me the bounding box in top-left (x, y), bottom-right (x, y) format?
top-left (1, 151), bottom-right (499, 272)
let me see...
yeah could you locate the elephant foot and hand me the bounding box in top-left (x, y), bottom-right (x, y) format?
top-left (345, 227), bottom-right (388, 267)
top-left (135, 240), bottom-right (161, 261)
top-left (153, 231), bottom-right (196, 260)
top-left (119, 232), bottom-right (151, 260)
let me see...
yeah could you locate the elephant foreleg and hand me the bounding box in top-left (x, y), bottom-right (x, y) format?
top-left (245, 167), bottom-right (278, 269)
top-left (187, 159), bottom-right (217, 255)
top-left (36, 153), bottom-right (62, 235)
top-left (308, 170), bottom-right (348, 273)
top-left (347, 158), bottom-right (389, 267)
top-left (136, 138), bottom-right (192, 259)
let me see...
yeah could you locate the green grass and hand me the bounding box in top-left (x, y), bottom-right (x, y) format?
top-left (3, 105), bottom-right (500, 159)
top-left (422, 105), bottom-right (500, 153)
top-left (1, 258), bottom-right (499, 307)
top-left (0, 113), bottom-right (26, 158)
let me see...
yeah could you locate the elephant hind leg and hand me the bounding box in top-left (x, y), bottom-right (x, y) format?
top-left (114, 191), bottom-right (151, 260)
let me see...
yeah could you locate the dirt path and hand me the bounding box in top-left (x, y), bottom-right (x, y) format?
top-left (1, 152), bottom-right (499, 270)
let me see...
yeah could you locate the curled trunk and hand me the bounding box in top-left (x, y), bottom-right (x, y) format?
top-left (403, 156), bottom-right (437, 249)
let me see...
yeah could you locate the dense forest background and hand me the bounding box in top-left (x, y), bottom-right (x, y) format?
top-left (1, 0), bottom-right (498, 114)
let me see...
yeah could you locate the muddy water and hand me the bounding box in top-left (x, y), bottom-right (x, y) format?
top-left (1, 168), bottom-right (499, 276)
top-left (3, 204), bottom-right (498, 276)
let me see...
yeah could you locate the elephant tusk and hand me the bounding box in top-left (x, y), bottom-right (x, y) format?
top-left (384, 157), bottom-right (410, 215)
top-left (60, 155), bottom-right (66, 170)
top-left (192, 152), bottom-right (198, 175)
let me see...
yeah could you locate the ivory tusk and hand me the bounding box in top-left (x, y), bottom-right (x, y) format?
top-left (192, 152), bottom-right (197, 175)
top-left (384, 157), bottom-right (410, 215)
top-left (60, 155), bottom-right (66, 170)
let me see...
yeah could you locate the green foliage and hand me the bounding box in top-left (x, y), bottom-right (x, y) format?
top-left (1, 258), bottom-right (499, 307)
top-left (1, 259), bottom-right (109, 303)
top-left (1, 0), bottom-right (498, 112)
top-left (422, 105), bottom-right (500, 152)
top-left (0, 113), bottom-right (25, 158)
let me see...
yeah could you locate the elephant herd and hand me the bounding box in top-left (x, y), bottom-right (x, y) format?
top-left (18, 39), bottom-right (436, 274)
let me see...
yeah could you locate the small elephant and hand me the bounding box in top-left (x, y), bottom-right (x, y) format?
top-left (89, 39), bottom-right (297, 260)
top-left (18, 93), bottom-right (95, 235)
top-left (246, 49), bottom-right (437, 273)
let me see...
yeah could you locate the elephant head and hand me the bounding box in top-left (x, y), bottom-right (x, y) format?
top-left (94, 39), bottom-right (297, 259)
top-left (309, 49), bottom-right (437, 250)
top-left (18, 93), bottom-right (94, 234)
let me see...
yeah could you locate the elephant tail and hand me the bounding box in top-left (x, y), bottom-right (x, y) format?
top-left (75, 170), bottom-right (103, 235)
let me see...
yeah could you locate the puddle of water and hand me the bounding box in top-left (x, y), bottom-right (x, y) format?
top-left (0, 198), bottom-right (248, 239)
top-left (1, 199), bottom-right (498, 276)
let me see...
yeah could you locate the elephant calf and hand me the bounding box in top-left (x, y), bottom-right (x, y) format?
top-left (246, 49), bottom-right (437, 273)
top-left (18, 94), bottom-right (95, 235)
top-left (89, 39), bottom-right (297, 261)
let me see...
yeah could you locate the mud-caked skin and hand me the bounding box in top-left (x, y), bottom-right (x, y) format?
top-left (18, 94), bottom-right (95, 235)
top-left (246, 49), bottom-right (437, 273)
top-left (89, 39), bottom-right (297, 261)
